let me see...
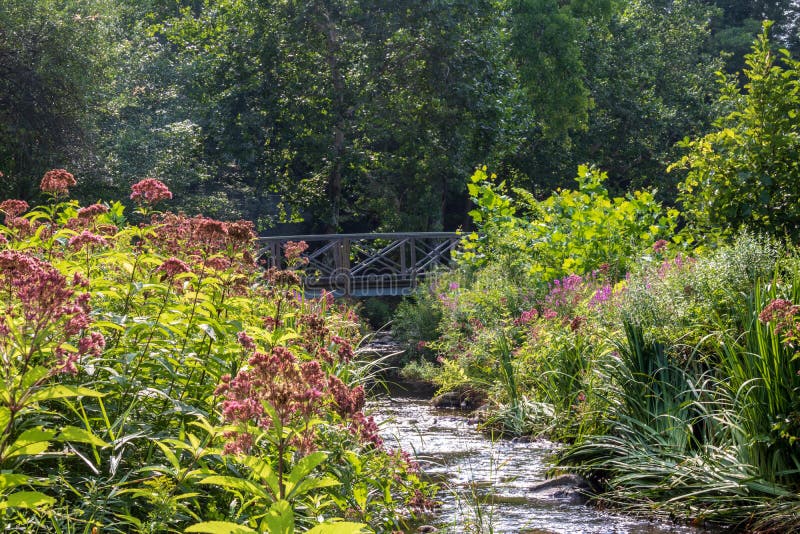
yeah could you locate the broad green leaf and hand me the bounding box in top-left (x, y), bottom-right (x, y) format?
top-left (0, 407), bottom-right (10, 432)
top-left (28, 385), bottom-right (103, 403)
top-left (154, 440), bottom-right (181, 471)
top-left (262, 500), bottom-right (293, 534)
top-left (92, 320), bottom-right (125, 332)
top-left (305, 522), bottom-right (366, 534)
top-left (0, 474), bottom-right (30, 491)
top-left (239, 455), bottom-right (279, 497)
top-left (19, 366), bottom-right (49, 392)
top-left (5, 428), bottom-right (55, 459)
top-left (288, 476), bottom-right (339, 501)
top-left (199, 476), bottom-right (271, 501)
top-left (287, 451), bottom-right (327, 486)
top-left (353, 482), bottom-right (367, 510)
top-left (274, 331), bottom-right (299, 344)
top-left (55, 426), bottom-right (109, 447)
top-left (0, 491), bottom-right (55, 510)
top-left (185, 522), bottom-right (257, 534)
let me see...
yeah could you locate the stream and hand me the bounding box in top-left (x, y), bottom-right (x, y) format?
top-left (372, 386), bottom-right (708, 534)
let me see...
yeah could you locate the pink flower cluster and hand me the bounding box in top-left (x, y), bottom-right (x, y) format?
top-left (657, 253), bottom-right (694, 278)
top-left (216, 341), bottom-right (381, 455)
top-left (69, 231), bottom-right (110, 251)
top-left (145, 213), bottom-right (256, 273)
top-left (59, 331), bottom-right (106, 375)
top-left (330, 335), bottom-right (354, 362)
top-left (236, 331), bottom-right (256, 351)
top-left (264, 267), bottom-right (301, 287)
top-left (284, 240), bottom-right (309, 261)
top-left (0, 199), bottom-right (28, 220)
top-left (77, 203), bottom-right (109, 220)
top-left (156, 257), bottom-right (191, 278)
top-left (130, 178), bottom-right (173, 205)
top-left (588, 284), bottom-right (612, 309)
top-left (759, 298), bottom-right (800, 346)
top-left (514, 308), bottom-right (539, 326)
top-left (543, 274), bottom-right (585, 318)
top-left (0, 250), bottom-right (101, 374)
top-left (40, 169), bottom-right (77, 195)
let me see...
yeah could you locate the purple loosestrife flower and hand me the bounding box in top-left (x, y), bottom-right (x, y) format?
top-left (589, 284), bottom-right (612, 309)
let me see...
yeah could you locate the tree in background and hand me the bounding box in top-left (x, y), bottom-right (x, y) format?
top-left (708, 0), bottom-right (799, 72)
top-left (508, 0), bottom-right (613, 137)
top-left (504, 0), bottom-right (722, 203)
top-left (673, 23), bottom-right (800, 242)
top-left (0, 0), bottom-right (112, 200)
top-left (2, 0), bottom-right (795, 232)
top-left (143, 0), bottom-right (517, 231)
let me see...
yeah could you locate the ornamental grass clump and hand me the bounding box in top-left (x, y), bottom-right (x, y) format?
top-left (557, 243), bottom-right (800, 530)
top-left (0, 169), bottom-right (432, 533)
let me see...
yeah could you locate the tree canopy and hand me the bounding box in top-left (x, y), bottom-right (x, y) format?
top-left (674, 22), bottom-right (800, 241)
top-left (1, 0), bottom-right (798, 234)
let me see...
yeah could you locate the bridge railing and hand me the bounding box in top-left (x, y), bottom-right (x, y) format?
top-left (257, 232), bottom-right (462, 297)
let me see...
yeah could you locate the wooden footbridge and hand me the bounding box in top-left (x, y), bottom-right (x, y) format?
top-left (258, 233), bottom-right (461, 297)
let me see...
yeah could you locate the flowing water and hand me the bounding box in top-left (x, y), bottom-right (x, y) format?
top-left (372, 388), bottom-right (707, 534)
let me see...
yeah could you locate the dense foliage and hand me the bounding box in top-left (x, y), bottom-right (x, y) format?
top-left (2, 1), bottom-right (798, 230)
top-left (674, 23), bottom-right (800, 242)
top-left (394, 35), bottom-right (800, 531)
top-left (399, 177), bottom-right (800, 530)
top-left (0, 174), bottom-right (432, 532)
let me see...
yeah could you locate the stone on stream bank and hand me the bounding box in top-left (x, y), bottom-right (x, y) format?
top-left (528, 474), bottom-right (592, 505)
top-left (430, 388), bottom-right (486, 410)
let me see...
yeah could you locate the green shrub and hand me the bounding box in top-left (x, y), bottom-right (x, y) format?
top-left (459, 165), bottom-right (678, 282)
top-left (0, 173), bottom-right (433, 532)
top-left (673, 23), bottom-right (800, 242)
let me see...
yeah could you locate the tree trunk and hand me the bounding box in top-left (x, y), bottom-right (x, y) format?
top-left (317, 1), bottom-right (347, 233)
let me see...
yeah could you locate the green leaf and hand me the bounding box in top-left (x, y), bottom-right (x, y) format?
top-left (54, 426), bottom-right (109, 447)
top-left (28, 385), bottom-right (103, 403)
top-left (185, 522), bottom-right (257, 534)
top-left (238, 455), bottom-right (279, 497)
top-left (287, 451), bottom-right (327, 486)
top-left (0, 407), bottom-right (10, 432)
top-left (19, 367), bottom-right (50, 392)
top-left (0, 491), bottom-right (55, 510)
top-left (305, 522), bottom-right (365, 534)
top-left (263, 500), bottom-right (294, 534)
top-left (154, 440), bottom-right (182, 471)
top-left (288, 476), bottom-right (339, 501)
top-left (353, 482), bottom-right (367, 510)
top-left (0, 474), bottom-right (30, 491)
top-left (5, 428), bottom-right (55, 459)
top-left (199, 476), bottom-right (271, 501)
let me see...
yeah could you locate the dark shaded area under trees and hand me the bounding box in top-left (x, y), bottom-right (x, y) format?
top-left (1, 0), bottom-right (798, 233)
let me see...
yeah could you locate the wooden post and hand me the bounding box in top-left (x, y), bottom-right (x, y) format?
top-left (341, 237), bottom-right (351, 296)
top-left (271, 242), bottom-right (281, 269)
top-left (399, 237), bottom-right (408, 276)
top-left (409, 237), bottom-right (417, 289)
